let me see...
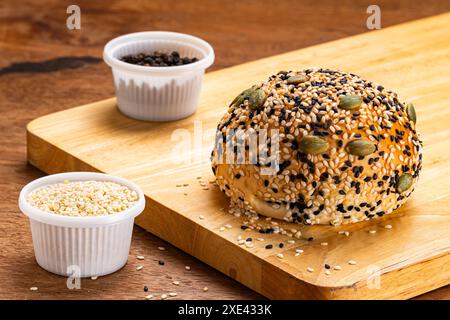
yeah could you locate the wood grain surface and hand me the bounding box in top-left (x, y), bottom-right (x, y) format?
top-left (1, 0), bottom-right (449, 300)
top-left (26, 13), bottom-right (450, 299)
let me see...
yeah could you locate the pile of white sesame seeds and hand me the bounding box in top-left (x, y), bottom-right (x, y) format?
top-left (27, 180), bottom-right (138, 216)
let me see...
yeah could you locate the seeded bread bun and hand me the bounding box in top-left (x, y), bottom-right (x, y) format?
top-left (211, 68), bottom-right (422, 226)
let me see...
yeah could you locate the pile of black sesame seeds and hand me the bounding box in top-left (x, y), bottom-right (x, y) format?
top-left (212, 68), bottom-right (423, 226)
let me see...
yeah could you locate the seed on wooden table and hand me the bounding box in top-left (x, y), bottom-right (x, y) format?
top-left (325, 270), bottom-right (331, 275)
top-left (173, 281), bottom-right (180, 286)
top-left (333, 265), bottom-right (342, 271)
top-left (158, 246), bottom-right (166, 251)
top-left (161, 294), bottom-right (168, 300)
top-left (276, 253), bottom-right (284, 259)
top-left (30, 287), bottom-right (38, 291)
top-left (145, 294), bottom-right (153, 300)
top-left (203, 287), bottom-right (209, 292)
top-left (136, 265), bottom-right (143, 271)
top-left (185, 266), bottom-right (191, 271)
top-left (384, 224), bottom-right (393, 229)
top-left (348, 260), bottom-right (357, 265)
top-left (321, 242), bottom-right (328, 246)
top-left (136, 255), bottom-right (145, 260)
top-left (91, 276), bottom-right (98, 280)
top-left (307, 267), bottom-right (314, 273)
top-left (169, 292), bottom-right (177, 297)
top-left (369, 230), bottom-right (377, 234)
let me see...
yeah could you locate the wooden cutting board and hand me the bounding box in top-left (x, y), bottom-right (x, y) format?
top-left (26, 13), bottom-right (450, 299)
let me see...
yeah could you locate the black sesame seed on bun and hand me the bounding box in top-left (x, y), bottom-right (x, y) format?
top-left (211, 68), bottom-right (422, 226)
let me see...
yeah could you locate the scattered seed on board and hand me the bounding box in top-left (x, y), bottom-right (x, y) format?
top-left (198, 215), bottom-right (205, 220)
top-left (307, 267), bottom-right (314, 273)
top-left (136, 265), bottom-right (143, 271)
top-left (369, 230), bottom-right (377, 234)
top-left (296, 249), bottom-right (304, 254)
top-left (333, 265), bottom-right (342, 271)
top-left (158, 246), bottom-right (166, 251)
top-left (161, 294), bottom-right (168, 300)
top-left (169, 292), bottom-right (177, 297)
top-left (384, 224), bottom-right (393, 229)
top-left (185, 266), bottom-right (191, 271)
top-left (173, 281), bottom-right (180, 286)
top-left (137, 255), bottom-right (145, 260)
top-left (348, 260), bottom-right (357, 265)
top-left (325, 270), bottom-right (331, 275)
top-left (30, 287), bottom-right (38, 291)
top-left (145, 294), bottom-right (153, 300)
top-left (245, 241), bottom-right (254, 248)
top-left (203, 286), bottom-right (209, 292)
top-left (321, 242), bottom-right (328, 246)
top-left (219, 227), bottom-right (225, 232)
top-left (287, 240), bottom-right (295, 244)
top-left (276, 253), bottom-right (284, 259)
top-left (91, 276), bottom-right (98, 280)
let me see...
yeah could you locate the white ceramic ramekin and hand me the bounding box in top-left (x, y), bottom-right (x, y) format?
top-left (103, 31), bottom-right (214, 121)
top-left (19, 172), bottom-right (145, 278)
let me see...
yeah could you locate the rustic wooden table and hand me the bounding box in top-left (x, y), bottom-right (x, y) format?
top-left (0, 0), bottom-right (449, 300)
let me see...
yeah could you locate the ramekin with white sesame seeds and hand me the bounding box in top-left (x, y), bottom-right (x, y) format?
top-left (19, 172), bottom-right (145, 278)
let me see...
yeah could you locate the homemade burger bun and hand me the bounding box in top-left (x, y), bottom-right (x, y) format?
top-left (211, 68), bottom-right (422, 226)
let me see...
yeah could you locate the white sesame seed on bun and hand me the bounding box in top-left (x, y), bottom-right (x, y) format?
top-left (211, 68), bottom-right (422, 226)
